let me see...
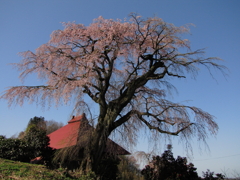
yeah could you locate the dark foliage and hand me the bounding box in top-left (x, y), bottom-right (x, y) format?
top-left (23, 126), bottom-right (54, 164)
top-left (202, 169), bottom-right (225, 180)
top-left (141, 147), bottom-right (199, 180)
top-left (96, 155), bottom-right (120, 180)
top-left (26, 116), bottom-right (46, 132)
top-left (0, 126), bottom-right (54, 164)
top-left (18, 116), bottom-right (63, 138)
top-left (23, 126), bottom-right (49, 157)
top-left (0, 135), bottom-right (29, 162)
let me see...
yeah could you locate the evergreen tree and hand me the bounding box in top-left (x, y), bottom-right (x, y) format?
top-left (141, 146), bottom-right (199, 180)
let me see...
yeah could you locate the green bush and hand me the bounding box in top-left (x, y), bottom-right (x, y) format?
top-left (0, 127), bottom-right (53, 163)
top-left (0, 136), bottom-right (29, 162)
top-left (23, 126), bottom-right (52, 158)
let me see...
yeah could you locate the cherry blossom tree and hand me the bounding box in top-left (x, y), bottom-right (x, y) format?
top-left (1, 14), bottom-right (226, 173)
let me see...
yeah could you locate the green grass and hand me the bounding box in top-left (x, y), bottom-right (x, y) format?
top-left (0, 158), bottom-right (95, 180)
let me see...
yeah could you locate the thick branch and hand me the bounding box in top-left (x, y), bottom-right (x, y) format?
top-left (113, 110), bottom-right (136, 130)
top-left (82, 85), bottom-right (99, 103)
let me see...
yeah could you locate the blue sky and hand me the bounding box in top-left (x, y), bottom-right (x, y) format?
top-left (0, 0), bottom-right (240, 177)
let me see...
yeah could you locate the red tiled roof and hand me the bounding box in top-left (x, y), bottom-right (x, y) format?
top-left (47, 115), bottom-right (84, 149)
top-left (47, 114), bottom-right (130, 155)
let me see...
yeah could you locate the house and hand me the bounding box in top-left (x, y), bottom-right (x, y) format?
top-left (47, 114), bottom-right (130, 155)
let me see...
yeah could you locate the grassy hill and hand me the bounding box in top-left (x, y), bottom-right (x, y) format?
top-left (0, 158), bottom-right (95, 180)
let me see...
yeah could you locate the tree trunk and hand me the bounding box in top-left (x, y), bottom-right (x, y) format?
top-left (80, 113), bottom-right (115, 175)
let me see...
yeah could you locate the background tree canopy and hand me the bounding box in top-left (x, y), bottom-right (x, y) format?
top-left (141, 145), bottom-right (225, 180)
top-left (18, 116), bottom-right (63, 139)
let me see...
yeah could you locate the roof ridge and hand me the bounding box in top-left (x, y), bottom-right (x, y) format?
top-left (68, 113), bottom-right (86, 124)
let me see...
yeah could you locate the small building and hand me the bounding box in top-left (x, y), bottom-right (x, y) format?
top-left (47, 114), bottom-right (130, 155)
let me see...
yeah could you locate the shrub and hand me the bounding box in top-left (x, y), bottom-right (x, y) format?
top-left (23, 126), bottom-right (51, 158)
top-left (0, 128), bottom-right (53, 164)
top-left (0, 136), bottom-right (29, 162)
